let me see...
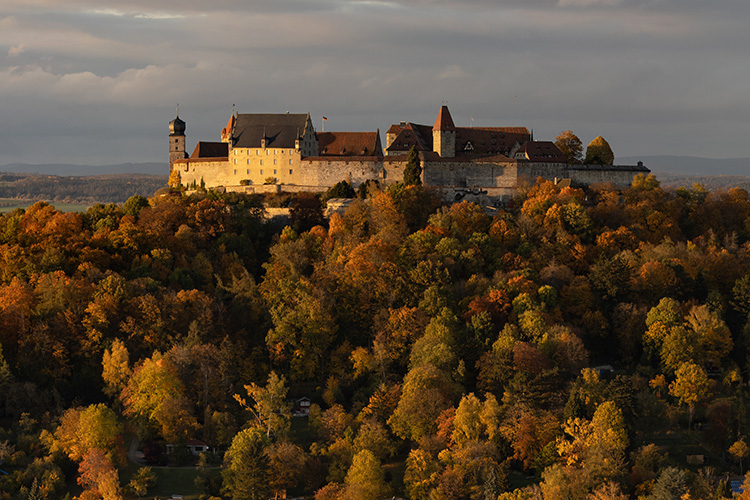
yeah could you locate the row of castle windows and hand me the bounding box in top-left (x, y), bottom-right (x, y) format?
top-left (233, 169), bottom-right (293, 175)
top-left (233, 149), bottom-right (296, 155)
top-left (233, 159), bottom-right (293, 165)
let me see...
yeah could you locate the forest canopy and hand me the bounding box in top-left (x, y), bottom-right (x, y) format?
top-left (2, 176), bottom-right (750, 499)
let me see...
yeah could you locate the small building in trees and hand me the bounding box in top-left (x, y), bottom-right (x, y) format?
top-left (292, 397), bottom-right (311, 417)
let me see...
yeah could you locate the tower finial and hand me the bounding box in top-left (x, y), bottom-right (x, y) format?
top-left (176, 103), bottom-right (179, 116)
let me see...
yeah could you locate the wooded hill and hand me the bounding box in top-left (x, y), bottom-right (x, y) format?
top-left (3, 175), bottom-right (750, 499)
top-left (0, 172), bottom-right (166, 204)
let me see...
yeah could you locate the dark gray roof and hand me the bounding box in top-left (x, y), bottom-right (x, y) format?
top-left (232, 113), bottom-right (309, 148)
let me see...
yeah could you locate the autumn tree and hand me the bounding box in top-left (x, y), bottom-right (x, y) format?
top-left (266, 441), bottom-right (307, 497)
top-left (168, 169), bottom-right (183, 190)
top-left (669, 362), bottom-right (709, 428)
top-left (584, 136), bottom-right (615, 165)
top-left (555, 130), bottom-right (583, 165)
top-left (235, 371), bottom-right (291, 438)
top-left (222, 428), bottom-right (270, 500)
top-left (128, 467), bottom-right (156, 499)
top-left (50, 404), bottom-right (125, 466)
top-left (404, 447), bottom-right (440, 500)
top-left (102, 339), bottom-right (131, 399)
top-left (729, 440), bottom-right (750, 475)
top-left (120, 353), bottom-right (198, 442)
top-left (556, 400), bottom-right (629, 487)
top-left (77, 448), bottom-right (123, 500)
top-left (389, 363), bottom-right (461, 441)
top-left (344, 449), bottom-right (391, 500)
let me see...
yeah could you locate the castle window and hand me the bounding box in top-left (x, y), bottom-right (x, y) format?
top-left (289, 159), bottom-right (293, 165)
top-left (281, 150), bottom-right (285, 154)
top-left (260, 160), bottom-right (263, 166)
top-left (256, 149), bottom-right (260, 155)
top-left (274, 169), bottom-right (277, 175)
top-left (247, 159), bottom-right (250, 164)
top-left (260, 169), bottom-right (264, 175)
top-left (233, 159), bottom-right (237, 164)
top-left (289, 169), bottom-right (293, 174)
top-left (233, 169), bottom-right (237, 175)
top-left (274, 159), bottom-right (277, 165)
top-left (267, 150), bottom-right (270, 155)
top-left (246, 169), bottom-right (250, 174)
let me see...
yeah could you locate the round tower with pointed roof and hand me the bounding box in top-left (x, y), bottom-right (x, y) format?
top-left (433, 104), bottom-right (456, 158)
top-left (169, 113), bottom-right (187, 173)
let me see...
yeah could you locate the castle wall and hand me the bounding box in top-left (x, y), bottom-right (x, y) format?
top-left (299, 158), bottom-right (383, 187)
top-left (423, 159), bottom-right (517, 189)
top-left (176, 158), bottom-right (230, 187)
top-left (517, 162), bottom-right (569, 185)
top-left (382, 158), bottom-right (406, 185)
top-left (565, 164), bottom-right (649, 187)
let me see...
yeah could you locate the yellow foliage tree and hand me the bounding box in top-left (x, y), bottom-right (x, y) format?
top-left (555, 130), bottom-right (583, 165)
top-left (584, 136), bottom-right (615, 165)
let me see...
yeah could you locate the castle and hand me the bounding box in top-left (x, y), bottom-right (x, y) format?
top-left (169, 105), bottom-right (648, 200)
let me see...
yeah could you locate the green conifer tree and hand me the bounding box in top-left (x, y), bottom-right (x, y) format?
top-left (403, 146), bottom-right (422, 186)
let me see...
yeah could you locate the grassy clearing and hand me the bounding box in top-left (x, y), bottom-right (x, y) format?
top-left (121, 462), bottom-right (221, 500)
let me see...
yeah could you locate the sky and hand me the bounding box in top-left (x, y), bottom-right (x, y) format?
top-left (1, 0), bottom-right (749, 167)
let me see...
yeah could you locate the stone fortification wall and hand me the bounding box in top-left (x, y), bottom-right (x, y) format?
top-left (300, 158), bottom-right (383, 187)
top-left (176, 159), bottom-right (230, 188)
top-left (565, 164), bottom-right (649, 187)
top-left (423, 159), bottom-right (517, 189)
top-left (517, 162), bottom-right (568, 184)
top-left (382, 157), bottom-right (406, 185)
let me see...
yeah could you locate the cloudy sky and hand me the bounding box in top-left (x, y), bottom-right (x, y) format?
top-left (1, 0), bottom-right (748, 168)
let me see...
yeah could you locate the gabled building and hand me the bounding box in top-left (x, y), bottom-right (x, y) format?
top-left (386, 105), bottom-right (531, 159)
top-left (169, 104), bottom-right (648, 201)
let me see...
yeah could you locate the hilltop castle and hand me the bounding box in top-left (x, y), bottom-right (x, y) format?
top-left (169, 105), bottom-right (648, 200)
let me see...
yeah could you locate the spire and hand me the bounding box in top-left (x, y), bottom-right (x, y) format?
top-left (433, 104), bottom-right (455, 131)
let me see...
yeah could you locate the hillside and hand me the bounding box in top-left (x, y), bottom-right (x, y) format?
top-left (2, 180), bottom-right (750, 499)
top-left (0, 172), bottom-right (167, 204)
top-left (0, 162), bottom-right (167, 176)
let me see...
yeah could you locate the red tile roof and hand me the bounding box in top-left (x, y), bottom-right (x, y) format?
top-left (385, 123), bottom-right (433, 153)
top-left (433, 105), bottom-right (455, 131)
top-left (317, 131), bottom-right (383, 157)
top-left (190, 141), bottom-right (229, 159)
top-left (221, 115), bottom-right (235, 142)
top-left (454, 127), bottom-right (530, 157)
top-left (515, 141), bottom-right (566, 163)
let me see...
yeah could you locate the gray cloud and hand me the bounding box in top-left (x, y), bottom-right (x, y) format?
top-left (0, 0), bottom-right (749, 166)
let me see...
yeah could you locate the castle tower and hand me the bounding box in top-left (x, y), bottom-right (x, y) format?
top-left (432, 105), bottom-right (455, 158)
top-left (169, 114), bottom-right (187, 172)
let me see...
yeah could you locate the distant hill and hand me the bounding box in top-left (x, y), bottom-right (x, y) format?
top-left (0, 172), bottom-right (167, 204)
top-left (0, 162), bottom-right (167, 176)
top-left (617, 156), bottom-right (750, 191)
top-left (618, 155), bottom-right (750, 176)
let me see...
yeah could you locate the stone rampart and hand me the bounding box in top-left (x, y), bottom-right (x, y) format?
top-left (565, 164), bottom-right (650, 187)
